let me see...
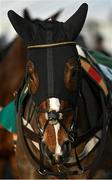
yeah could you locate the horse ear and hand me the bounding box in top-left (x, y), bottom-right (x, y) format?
top-left (23, 9), bottom-right (32, 21)
top-left (45, 9), bottom-right (63, 21)
top-left (50, 9), bottom-right (63, 20)
top-left (8, 10), bottom-right (34, 42)
top-left (63, 3), bottom-right (88, 40)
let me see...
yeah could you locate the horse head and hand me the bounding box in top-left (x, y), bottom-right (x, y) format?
top-left (8, 3), bottom-right (88, 166)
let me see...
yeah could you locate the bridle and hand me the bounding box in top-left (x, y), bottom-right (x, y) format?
top-left (26, 41), bottom-right (82, 147)
top-left (16, 41), bottom-right (111, 178)
top-left (27, 41), bottom-right (76, 49)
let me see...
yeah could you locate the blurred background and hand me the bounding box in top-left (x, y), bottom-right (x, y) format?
top-left (0, 0), bottom-right (112, 55)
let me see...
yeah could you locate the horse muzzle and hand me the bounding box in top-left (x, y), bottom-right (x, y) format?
top-left (41, 140), bottom-right (72, 165)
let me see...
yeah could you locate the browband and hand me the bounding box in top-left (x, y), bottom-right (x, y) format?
top-left (27, 41), bottom-right (76, 49)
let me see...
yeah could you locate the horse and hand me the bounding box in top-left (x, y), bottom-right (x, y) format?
top-left (7, 3), bottom-right (112, 179)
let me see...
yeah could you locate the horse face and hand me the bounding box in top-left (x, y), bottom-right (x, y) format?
top-left (25, 56), bottom-right (79, 164)
top-left (8, 3), bottom-right (88, 164)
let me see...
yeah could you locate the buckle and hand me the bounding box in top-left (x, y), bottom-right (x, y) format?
top-left (38, 168), bottom-right (47, 175)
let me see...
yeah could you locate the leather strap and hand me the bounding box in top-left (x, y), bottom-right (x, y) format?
top-left (27, 41), bottom-right (76, 49)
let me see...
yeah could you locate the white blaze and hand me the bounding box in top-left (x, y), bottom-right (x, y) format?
top-left (49, 98), bottom-right (62, 157)
top-left (49, 98), bottom-right (60, 112)
top-left (54, 123), bottom-right (62, 157)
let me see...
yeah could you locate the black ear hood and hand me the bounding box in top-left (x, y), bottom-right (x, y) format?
top-left (8, 3), bottom-right (88, 43)
top-left (7, 4), bottom-right (87, 106)
top-left (8, 10), bottom-right (35, 43)
top-left (45, 9), bottom-right (63, 21)
top-left (23, 8), bottom-right (32, 21)
top-left (63, 3), bottom-right (88, 40)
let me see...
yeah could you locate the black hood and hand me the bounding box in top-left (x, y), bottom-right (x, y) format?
top-left (8, 3), bottom-right (88, 105)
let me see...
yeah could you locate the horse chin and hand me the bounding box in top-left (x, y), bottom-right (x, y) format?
top-left (48, 153), bottom-right (69, 166)
top-left (41, 145), bottom-right (70, 165)
top-left (43, 150), bottom-right (69, 165)
top-left (41, 141), bottom-right (71, 165)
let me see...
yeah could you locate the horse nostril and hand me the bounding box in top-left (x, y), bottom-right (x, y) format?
top-left (62, 141), bottom-right (71, 154)
top-left (41, 141), bottom-right (71, 164)
top-left (41, 142), bottom-right (53, 159)
top-left (53, 154), bottom-right (63, 164)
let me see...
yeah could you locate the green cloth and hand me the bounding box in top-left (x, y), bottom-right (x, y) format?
top-left (0, 100), bottom-right (17, 132)
top-left (89, 50), bottom-right (112, 69)
top-left (89, 50), bottom-right (112, 97)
